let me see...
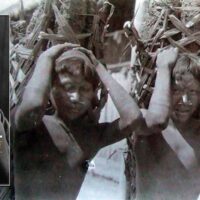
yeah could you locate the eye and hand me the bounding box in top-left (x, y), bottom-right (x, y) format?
top-left (81, 84), bottom-right (93, 92)
top-left (64, 84), bottom-right (76, 92)
top-left (188, 90), bottom-right (197, 95)
top-left (172, 88), bottom-right (181, 95)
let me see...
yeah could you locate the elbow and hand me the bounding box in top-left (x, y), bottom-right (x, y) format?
top-left (146, 112), bottom-right (169, 132)
top-left (15, 101), bottom-right (44, 131)
top-left (120, 112), bottom-right (143, 134)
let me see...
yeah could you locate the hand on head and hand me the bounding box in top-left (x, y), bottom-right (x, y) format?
top-left (156, 47), bottom-right (179, 70)
top-left (73, 47), bottom-right (99, 67)
top-left (41, 43), bottom-right (80, 60)
top-left (42, 44), bottom-right (99, 69)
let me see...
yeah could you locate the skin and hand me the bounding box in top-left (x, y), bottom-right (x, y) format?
top-left (171, 72), bottom-right (200, 123)
top-left (138, 47), bottom-right (178, 135)
top-left (15, 44), bottom-right (142, 132)
top-left (14, 43), bottom-right (143, 200)
top-left (51, 60), bottom-right (95, 120)
top-left (135, 48), bottom-right (200, 200)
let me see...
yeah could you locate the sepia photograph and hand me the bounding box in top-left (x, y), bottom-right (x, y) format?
top-left (0, 0), bottom-right (199, 199)
top-left (0, 15), bottom-right (10, 187)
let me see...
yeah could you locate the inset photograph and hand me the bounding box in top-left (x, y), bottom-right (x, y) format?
top-left (0, 15), bottom-right (9, 185)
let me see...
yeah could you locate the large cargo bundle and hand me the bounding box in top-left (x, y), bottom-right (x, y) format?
top-left (10, 0), bottom-right (114, 109)
top-left (124, 0), bottom-right (200, 108)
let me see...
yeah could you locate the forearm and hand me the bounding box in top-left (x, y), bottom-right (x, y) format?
top-left (146, 66), bottom-right (171, 128)
top-left (15, 55), bottom-right (53, 130)
top-left (96, 63), bottom-right (142, 126)
top-left (25, 55), bottom-right (53, 104)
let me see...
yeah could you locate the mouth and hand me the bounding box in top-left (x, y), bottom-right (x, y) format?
top-left (175, 109), bottom-right (190, 114)
top-left (173, 109), bottom-right (191, 120)
top-left (69, 106), bottom-right (82, 114)
top-left (62, 100), bottom-right (88, 116)
top-left (174, 104), bottom-right (192, 113)
top-left (174, 110), bottom-right (191, 118)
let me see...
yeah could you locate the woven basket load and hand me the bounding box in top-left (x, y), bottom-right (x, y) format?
top-left (10, 0), bottom-right (114, 109)
top-left (124, 0), bottom-right (200, 108)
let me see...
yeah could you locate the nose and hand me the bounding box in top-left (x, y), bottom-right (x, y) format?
top-left (69, 92), bottom-right (80, 103)
top-left (181, 93), bottom-right (192, 105)
top-left (182, 94), bottom-right (188, 104)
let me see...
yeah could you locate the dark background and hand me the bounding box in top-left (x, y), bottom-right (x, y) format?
top-left (0, 16), bottom-right (9, 119)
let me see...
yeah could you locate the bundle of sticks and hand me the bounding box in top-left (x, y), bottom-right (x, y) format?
top-left (10, 0), bottom-right (114, 109)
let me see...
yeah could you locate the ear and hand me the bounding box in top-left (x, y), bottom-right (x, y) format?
top-left (91, 88), bottom-right (99, 108)
top-left (98, 84), bottom-right (108, 109)
top-left (87, 85), bottom-right (108, 123)
top-left (86, 106), bottom-right (101, 124)
top-left (192, 103), bottom-right (200, 120)
top-left (49, 89), bottom-right (58, 111)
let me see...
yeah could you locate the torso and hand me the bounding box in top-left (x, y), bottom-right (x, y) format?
top-left (14, 115), bottom-right (101, 200)
top-left (135, 120), bottom-right (200, 200)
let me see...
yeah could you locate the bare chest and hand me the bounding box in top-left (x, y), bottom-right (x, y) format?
top-left (135, 132), bottom-right (200, 199)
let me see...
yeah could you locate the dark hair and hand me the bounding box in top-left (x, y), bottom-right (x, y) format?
top-left (172, 54), bottom-right (200, 81)
top-left (54, 50), bottom-right (100, 91)
top-left (172, 54), bottom-right (200, 119)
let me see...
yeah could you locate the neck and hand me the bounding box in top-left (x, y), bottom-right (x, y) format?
top-left (54, 111), bottom-right (84, 126)
top-left (172, 117), bottom-right (200, 133)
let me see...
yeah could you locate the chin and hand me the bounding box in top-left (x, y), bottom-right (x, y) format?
top-left (67, 113), bottom-right (81, 120)
top-left (67, 110), bottom-right (87, 121)
top-left (67, 116), bottom-right (77, 120)
top-left (172, 112), bottom-right (192, 123)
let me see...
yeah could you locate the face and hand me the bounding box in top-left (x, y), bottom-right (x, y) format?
top-left (171, 72), bottom-right (200, 123)
top-left (52, 61), bottom-right (95, 120)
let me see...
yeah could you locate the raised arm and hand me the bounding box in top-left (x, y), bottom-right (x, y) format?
top-left (75, 47), bottom-right (143, 146)
top-left (140, 47), bottom-right (178, 135)
top-left (15, 43), bottom-right (79, 131)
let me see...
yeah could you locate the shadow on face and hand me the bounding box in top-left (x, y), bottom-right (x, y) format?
top-left (51, 59), bottom-right (98, 120)
top-left (171, 69), bottom-right (200, 123)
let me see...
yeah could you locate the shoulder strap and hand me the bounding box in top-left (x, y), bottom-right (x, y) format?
top-left (162, 119), bottom-right (198, 171)
top-left (42, 115), bottom-right (84, 167)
